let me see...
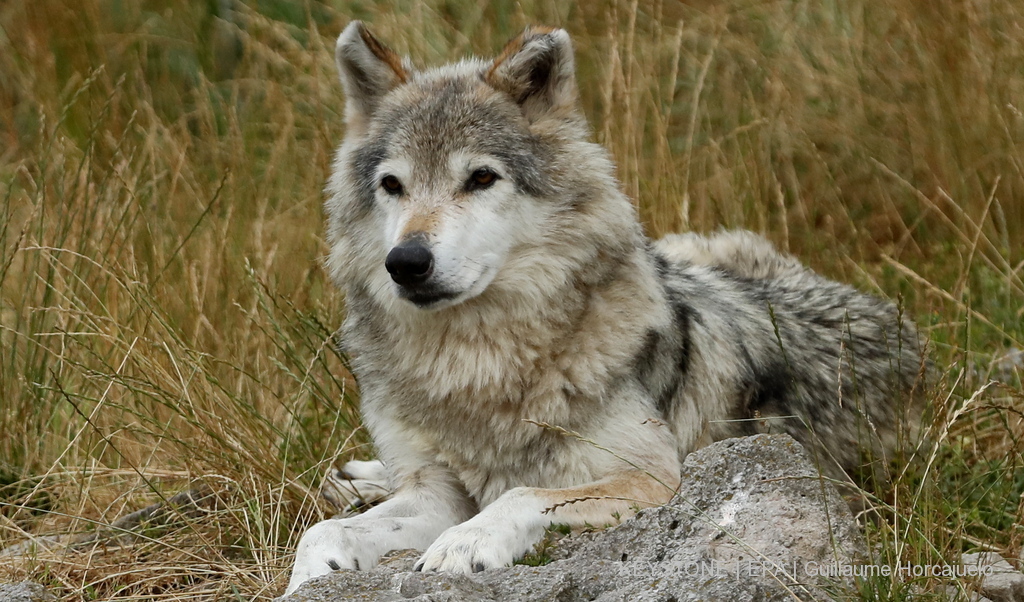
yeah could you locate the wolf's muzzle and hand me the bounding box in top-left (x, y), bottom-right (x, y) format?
top-left (385, 240), bottom-right (434, 287)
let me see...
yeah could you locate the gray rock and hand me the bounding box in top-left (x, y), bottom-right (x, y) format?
top-left (280, 434), bottom-right (867, 601)
top-left (961, 552), bottom-right (1024, 602)
top-left (0, 582), bottom-right (56, 602)
top-left (986, 347), bottom-right (1023, 386)
top-left (995, 347), bottom-right (1023, 373)
top-left (0, 536), bottom-right (64, 559)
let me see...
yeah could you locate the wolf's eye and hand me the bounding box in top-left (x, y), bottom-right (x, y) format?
top-left (465, 168), bottom-right (499, 192)
top-left (381, 175), bottom-right (404, 195)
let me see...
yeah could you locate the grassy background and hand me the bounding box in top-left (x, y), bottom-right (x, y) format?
top-left (1, 0), bottom-right (1022, 599)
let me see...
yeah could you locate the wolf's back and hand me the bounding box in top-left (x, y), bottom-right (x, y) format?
top-left (650, 231), bottom-right (926, 475)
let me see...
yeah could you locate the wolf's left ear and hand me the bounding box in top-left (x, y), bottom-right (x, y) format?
top-left (486, 27), bottom-right (578, 121)
top-left (336, 21), bottom-right (411, 126)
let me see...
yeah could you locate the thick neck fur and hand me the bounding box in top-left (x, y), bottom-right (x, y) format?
top-left (343, 179), bottom-right (660, 405)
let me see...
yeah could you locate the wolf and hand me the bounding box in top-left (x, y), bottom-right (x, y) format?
top-left (285, 21), bottom-right (925, 595)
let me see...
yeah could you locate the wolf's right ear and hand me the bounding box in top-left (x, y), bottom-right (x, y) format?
top-left (486, 27), bottom-right (578, 122)
top-left (336, 21), bottom-right (410, 126)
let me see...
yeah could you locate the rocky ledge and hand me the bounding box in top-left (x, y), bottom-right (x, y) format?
top-left (280, 434), bottom-right (866, 602)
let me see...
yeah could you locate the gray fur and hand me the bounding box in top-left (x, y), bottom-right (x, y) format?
top-left (652, 231), bottom-right (924, 472)
top-left (287, 22), bottom-right (927, 593)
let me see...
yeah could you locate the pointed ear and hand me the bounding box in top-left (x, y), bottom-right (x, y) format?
top-left (485, 27), bottom-right (578, 121)
top-left (335, 21), bottom-right (410, 125)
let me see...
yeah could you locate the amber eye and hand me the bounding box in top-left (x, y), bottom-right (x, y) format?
top-left (381, 175), bottom-right (403, 195)
top-left (465, 168), bottom-right (499, 192)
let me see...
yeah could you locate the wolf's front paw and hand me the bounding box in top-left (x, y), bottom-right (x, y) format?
top-left (285, 519), bottom-right (381, 595)
top-left (413, 516), bottom-right (540, 574)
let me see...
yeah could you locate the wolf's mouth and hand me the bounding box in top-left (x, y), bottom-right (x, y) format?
top-left (398, 287), bottom-right (461, 308)
top-left (392, 263), bottom-right (498, 310)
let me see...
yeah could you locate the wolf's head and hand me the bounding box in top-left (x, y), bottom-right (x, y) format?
top-left (325, 22), bottom-right (636, 312)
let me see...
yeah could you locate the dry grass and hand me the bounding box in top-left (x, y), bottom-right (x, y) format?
top-left (0, 0), bottom-right (1022, 600)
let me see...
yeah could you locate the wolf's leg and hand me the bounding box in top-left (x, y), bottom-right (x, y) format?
top-left (414, 467), bottom-right (680, 574)
top-left (321, 459), bottom-right (393, 514)
top-left (286, 465), bottom-right (474, 595)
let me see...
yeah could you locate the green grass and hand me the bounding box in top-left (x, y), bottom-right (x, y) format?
top-left (1, 0), bottom-right (1022, 600)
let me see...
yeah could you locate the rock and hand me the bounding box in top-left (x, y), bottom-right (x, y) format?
top-left (0, 582), bottom-right (56, 602)
top-left (961, 552), bottom-right (1024, 602)
top-left (987, 347), bottom-right (1023, 386)
top-left (280, 434), bottom-right (867, 601)
top-left (995, 347), bottom-right (1023, 373)
top-left (0, 536), bottom-right (64, 559)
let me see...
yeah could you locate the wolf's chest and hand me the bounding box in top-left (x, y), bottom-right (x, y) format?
top-left (394, 356), bottom-right (580, 454)
top-left (410, 399), bottom-right (596, 506)
top-left (372, 338), bottom-right (598, 504)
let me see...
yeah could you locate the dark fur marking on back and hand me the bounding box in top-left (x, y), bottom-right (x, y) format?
top-left (632, 329), bottom-right (660, 381)
top-left (653, 252), bottom-right (670, 279)
top-left (736, 342), bottom-right (793, 433)
top-left (654, 371), bottom-right (680, 418)
top-left (662, 298), bottom-right (694, 416)
top-left (672, 301), bottom-right (694, 377)
top-left (634, 289), bottom-right (695, 418)
top-left (632, 328), bottom-right (673, 415)
top-left (632, 332), bottom-right (675, 414)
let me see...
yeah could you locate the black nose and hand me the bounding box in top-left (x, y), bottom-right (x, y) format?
top-left (385, 241), bottom-right (434, 287)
